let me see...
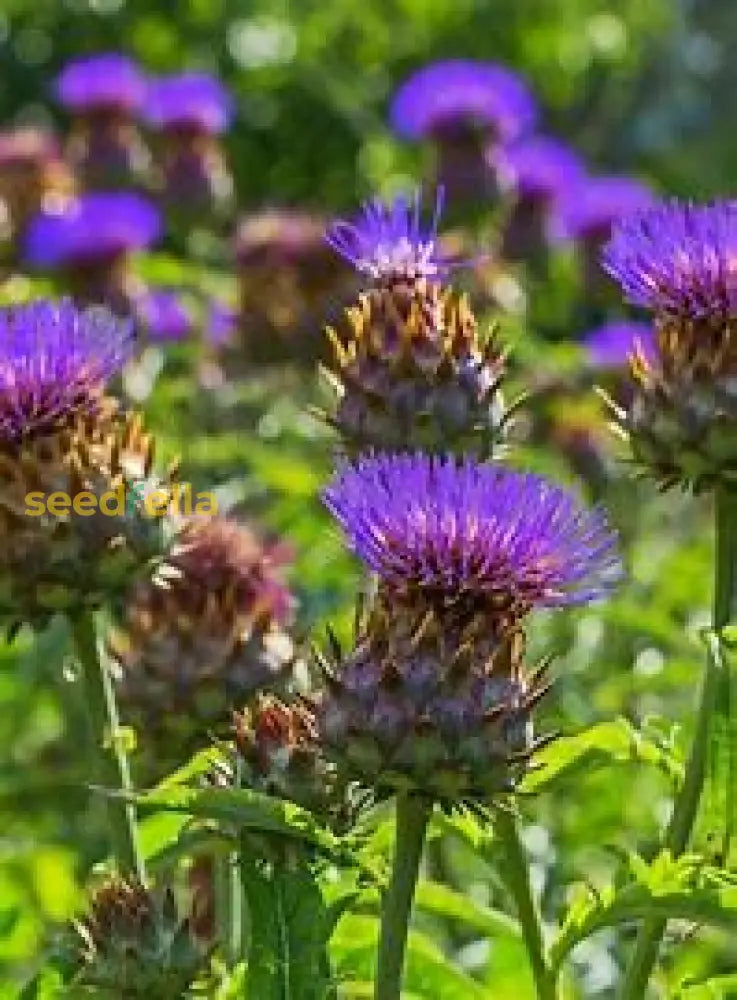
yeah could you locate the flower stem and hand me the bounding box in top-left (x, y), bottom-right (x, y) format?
top-left (72, 611), bottom-right (144, 880)
top-left (619, 484), bottom-right (737, 999)
top-left (375, 793), bottom-right (431, 1000)
top-left (494, 809), bottom-right (555, 1000)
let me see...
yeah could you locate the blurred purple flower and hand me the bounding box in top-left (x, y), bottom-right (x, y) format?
top-left (550, 176), bottom-right (655, 243)
top-left (492, 135), bottom-right (584, 201)
top-left (138, 289), bottom-right (192, 341)
top-left (24, 192), bottom-right (161, 267)
top-left (0, 298), bottom-right (132, 442)
top-left (602, 200), bottom-right (737, 319)
top-left (144, 73), bottom-right (233, 133)
top-left (208, 300), bottom-right (238, 346)
top-left (54, 54), bottom-right (147, 114)
top-left (582, 320), bottom-right (656, 369)
top-left (324, 453), bottom-right (622, 610)
top-left (325, 189), bottom-right (449, 283)
top-left (391, 60), bottom-right (536, 142)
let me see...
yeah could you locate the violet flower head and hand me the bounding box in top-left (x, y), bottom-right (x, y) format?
top-left (391, 60), bottom-right (536, 142)
top-left (24, 192), bottom-right (161, 267)
top-left (54, 54), bottom-right (147, 114)
top-left (144, 73), bottom-right (233, 134)
top-left (0, 298), bottom-right (133, 442)
top-left (324, 454), bottom-right (622, 613)
top-left (582, 320), bottom-right (656, 369)
top-left (492, 135), bottom-right (584, 201)
top-left (550, 176), bottom-right (655, 243)
top-left (325, 189), bottom-right (449, 284)
top-left (138, 289), bottom-right (192, 341)
top-left (602, 200), bottom-right (737, 320)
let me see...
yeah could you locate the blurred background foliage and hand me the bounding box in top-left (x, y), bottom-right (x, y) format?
top-left (1, 0), bottom-right (737, 997)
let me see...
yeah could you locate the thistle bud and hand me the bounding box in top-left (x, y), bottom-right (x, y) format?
top-left (74, 876), bottom-right (204, 998)
top-left (324, 191), bottom-right (507, 455)
top-left (602, 200), bottom-right (737, 491)
top-left (111, 517), bottom-right (297, 765)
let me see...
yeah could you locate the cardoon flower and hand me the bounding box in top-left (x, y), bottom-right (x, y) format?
top-left (582, 320), bottom-right (655, 369)
top-left (111, 517), bottom-right (297, 769)
top-left (54, 53), bottom-right (149, 189)
top-left (235, 207), bottom-right (345, 363)
top-left (316, 454), bottom-right (620, 800)
top-left (324, 191), bottom-right (507, 455)
top-left (0, 299), bottom-right (168, 630)
top-left (137, 288), bottom-right (192, 342)
top-left (0, 129), bottom-right (72, 250)
top-left (325, 189), bottom-right (449, 287)
top-left (390, 60), bottom-right (536, 202)
top-left (73, 876), bottom-right (204, 997)
top-left (491, 136), bottom-right (584, 260)
top-left (145, 73), bottom-right (233, 223)
top-left (602, 200), bottom-right (737, 490)
top-left (24, 192), bottom-right (161, 313)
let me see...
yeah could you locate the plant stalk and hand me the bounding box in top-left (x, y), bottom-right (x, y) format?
top-left (495, 809), bottom-right (556, 1000)
top-left (375, 793), bottom-right (431, 1000)
top-left (72, 611), bottom-right (144, 879)
top-left (619, 484), bottom-right (737, 999)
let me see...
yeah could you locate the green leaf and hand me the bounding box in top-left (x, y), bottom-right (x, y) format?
top-left (331, 914), bottom-right (488, 1000)
top-left (240, 845), bottom-right (337, 1000)
top-left (414, 880), bottom-right (520, 939)
top-left (550, 851), bottom-right (737, 973)
top-left (521, 717), bottom-right (683, 794)
top-left (131, 783), bottom-right (341, 855)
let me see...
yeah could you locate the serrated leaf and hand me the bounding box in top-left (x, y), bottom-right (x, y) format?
top-left (550, 851), bottom-right (737, 972)
top-left (521, 717), bottom-right (682, 794)
top-left (241, 846), bottom-right (337, 1000)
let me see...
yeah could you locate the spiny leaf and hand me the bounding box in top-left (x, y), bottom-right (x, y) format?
top-left (521, 717), bottom-right (683, 794)
top-left (550, 851), bottom-right (737, 972)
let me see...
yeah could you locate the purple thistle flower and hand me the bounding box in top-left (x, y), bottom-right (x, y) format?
top-left (325, 189), bottom-right (449, 283)
top-left (144, 73), bottom-right (233, 134)
top-left (24, 192), bottom-right (161, 268)
top-left (582, 320), bottom-right (656, 369)
top-left (492, 135), bottom-right (584, 201)
top-left (0, 298), bottom-right (132, 442)
top-left (324, 454), bottom-right (622, 611)
top-left (54, 54), bottom-right (147, 114)
top-left (390, 60), bottom-right (536, 142)
top-left (138, 289), bottom-right (192, 341)
top-left (601, 200), bottom-right (737, 320)
top-left (550, 176), bottom-right (655, 243)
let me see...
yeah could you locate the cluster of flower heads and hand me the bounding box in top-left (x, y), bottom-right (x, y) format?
top-left (55, 53), bottom-right (233, 136)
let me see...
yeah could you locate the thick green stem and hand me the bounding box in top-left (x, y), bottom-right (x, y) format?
top-left (495, 809), bottom-right (555, 1000)
top-left (375, 793), bottom-right (431, 1000)
top-left (72, 612), bottom-right (143, 879)
top-left (619, 485), bottom-right (737, 1000)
